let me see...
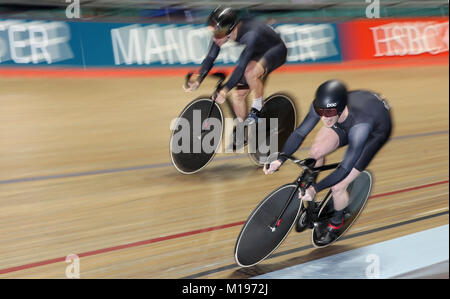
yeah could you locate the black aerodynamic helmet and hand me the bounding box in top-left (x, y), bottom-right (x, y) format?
top-left (313, 80), bottom-right (348, 117)
top-left (207, 6), bottom-right (239, 38)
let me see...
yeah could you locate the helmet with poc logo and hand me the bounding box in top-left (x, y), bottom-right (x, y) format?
top-left (313, 80), bottom-right (348, 117)
top-left (207, 6), bottom-right (239, 38)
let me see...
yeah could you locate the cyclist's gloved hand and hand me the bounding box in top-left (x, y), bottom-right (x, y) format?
top-left (212, 88), bottom-right (227, 104)
top-left (264, 160), bottom-right (282, 175)
top-left (183, 73), bottom-right (200, 92)
top-left (298, 186), bottom-right (316, 201)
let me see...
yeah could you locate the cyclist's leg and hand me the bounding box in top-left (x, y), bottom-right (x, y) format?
top-left (244, 60), bottom-right (266, 119)
top-left (230, 58), bottom-right (261, 122)
top-left (330, 168), bottom-right (361, 212)
top-left (309, 125), bottom-right (346, 168)
top-left (244, 60), bottom-right (266, 101)
top-left (329, 132), bottom-right (389, 224)
top-left (245, 43), bottom-right (287, 114)
top-left (328, 142), bottom-right (382, 225)
top-left (232, 84), bottom-right (250, 121)
top-left (315, 167), bottom-right (361, 245)
top-left (352, 114), bottom-right (391, 173)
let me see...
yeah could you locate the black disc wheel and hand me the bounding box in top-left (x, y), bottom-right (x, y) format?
top-left (312, 170), bottom-right (373, 248)
top-left (235, 184), bottom-right (301, 267)
top-left (170, 97), bottom-right (223, 174)
top-left (248, 93), bottom-right (297, 166)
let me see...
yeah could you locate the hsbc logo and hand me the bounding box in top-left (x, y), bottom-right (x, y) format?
top-left (327, 103), bottom-right (337, 108)
top-left (370, 21), bottom-right (449, 57)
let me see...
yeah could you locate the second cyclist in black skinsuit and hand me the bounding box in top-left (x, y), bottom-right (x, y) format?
top-left (184, 6), bottom-right (287, 143)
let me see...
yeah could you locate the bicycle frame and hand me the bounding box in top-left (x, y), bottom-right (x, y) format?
top-left (267, 154), bottom-right (340, 232)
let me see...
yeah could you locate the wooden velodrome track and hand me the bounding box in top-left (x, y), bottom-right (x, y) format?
top-left (0, 61), bottom-right (448, 278)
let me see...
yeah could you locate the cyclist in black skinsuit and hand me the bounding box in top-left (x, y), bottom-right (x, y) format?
top-left (183, 6), bottom-right (287, 129)
top-left (264, 80), bottom-right (392, 246)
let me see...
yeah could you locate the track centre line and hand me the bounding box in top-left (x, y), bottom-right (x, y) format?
top-left (0, 179), bottom-right (447, 275)
top-left (0, 130), bottom-right (448, 185)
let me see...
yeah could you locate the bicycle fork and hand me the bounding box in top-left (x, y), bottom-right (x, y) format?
top-left (268, 171), bottom-right (316, 232)
top-left (268, 170), bottom-right (320, 232)
top-left (268, 186), bottom-right (299, 232)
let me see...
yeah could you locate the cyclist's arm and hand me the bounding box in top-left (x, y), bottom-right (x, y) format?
top-left (313, 123), bottom-right (371, 192)
top-left (198, 42), bottom-right (220, 83)
top-left (222, 32), bottom-right (257, 91)
top-left (279, 104), bottom-right (320, 163)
